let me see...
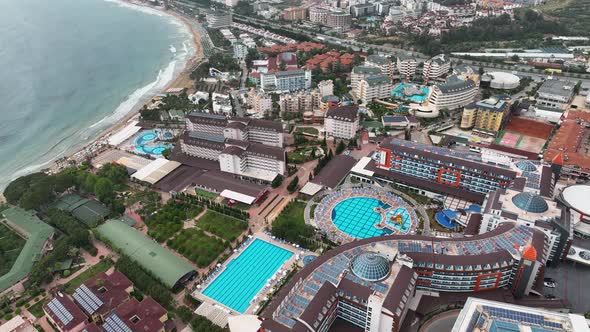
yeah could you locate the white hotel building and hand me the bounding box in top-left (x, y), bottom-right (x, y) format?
top-left (428, 75), bottom-right (478, 111)
top-left (422, 54), bottom-right (450, 82)
top-left (324, 105), bottom-right (359, 139)
top-left (356, 74), bottom-right (394, 104)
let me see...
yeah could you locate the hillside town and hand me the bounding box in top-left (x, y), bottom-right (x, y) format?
top-left (1, 0), bottom-right (590, 331)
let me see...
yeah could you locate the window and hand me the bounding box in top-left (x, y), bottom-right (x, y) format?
top-left (97, 286), bottom-right (108, 294)
top-left (130, 315), bottom-right (141, 324)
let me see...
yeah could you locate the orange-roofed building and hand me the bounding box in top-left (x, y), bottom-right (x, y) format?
top-left (543, 111), bottom-right (590, 179)
top-left (522, 245), bottom-right (537, 261)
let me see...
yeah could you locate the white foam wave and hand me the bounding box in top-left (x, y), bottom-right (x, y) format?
top-left (102, 0), bottom-right (165, 17)
top-left (10, 146), bottom-right (69, 179)
top-left (170, 45), bottom-right (177, 53)
top-left (89, 59), bottom-right (177, 129)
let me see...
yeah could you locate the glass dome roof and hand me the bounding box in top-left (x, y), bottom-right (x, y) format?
top-left (350, 252), bottom-right (390, 282)
top-left (516, 160), bottom-right (537, 172)
top-left (511, 192), bottom-right (548, 213)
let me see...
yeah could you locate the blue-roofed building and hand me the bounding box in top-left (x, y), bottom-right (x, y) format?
top-left (452, 298), bottom-right (589, 332)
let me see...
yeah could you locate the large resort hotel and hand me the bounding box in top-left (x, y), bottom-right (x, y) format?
top-left (313, 187), bottom-right (418, 243)
top-left (259, 222), bottom-right (548, 332)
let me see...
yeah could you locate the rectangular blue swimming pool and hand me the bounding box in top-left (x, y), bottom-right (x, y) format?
top-left (202, 239), bottom-right (293, 313)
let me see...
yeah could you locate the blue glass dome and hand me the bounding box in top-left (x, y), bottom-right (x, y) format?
top-left (516, 160), bottom-right (537, 172)
top-left (350, 252), bottom-right (390, 282)
top-left (511, 192), bottom-right (548, 213)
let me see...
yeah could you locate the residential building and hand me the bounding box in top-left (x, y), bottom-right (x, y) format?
top-left (422, 54), bottom-right (450, 82)
top-left (460, 95), bottom-right (511, 136)
top-left (260, 69), bottom-right (312, 92)
top-left (318, 80), bottom-right (334, 98)
top-left (211, 93), bottom-right (233, 114)
top-left (309, 7), bottom-right (329, 24)
top-left (453, 64), bottom-right (480, 84)
top-left (279, 90), bottom-right (320, 113)
top-left (326, 10), bottom-right (352, 29)
top-left (324, 105), bottom-right (359, 139)
top-left (206, 11), bottom-right (232, 29)
top-left (535, 78), bottom-right (576, 109)
top-left (320, 95), bottom-right (340, 111)
top-left (544, 111), bottom-right (590, 179)
top-left (282, 7), bottom-right (307, 21)
top-left (225, 117), bottom-right (284, 147)
top-left (382, 115), bottom-right (420, 129)
top-left (219, 140), bottom-right (286, 182)
top-left (0, 315), bottom-right (36, 332)
top-left (258, 221), bottom-right (549, 332)
top-left (356, 74), bottom-right (394, 103)
top-left (185, 112), bottom-right (284, 147)
top-left (44, 269), bottom-right (169, 332)
top-left (365, 55), bottom-right (395, 80)
top-left (351, 66), bottom-right (382, 94)
top-left (104, 297), bottom-right (167, 332)
top-left (247, 90), bottom-right (273, 115)
top-left (428, 75), bottom-right (478, 111)
top-left (233, 42), bottom-right (248, 60)
top-left (396, 54), bottom-right (417, 81)
top-left (351, 3), bottom-right (376, 16)
top-left (44, 296), bottom-right (88, 332)
top-left (452, 298), bottom-right (589, 332)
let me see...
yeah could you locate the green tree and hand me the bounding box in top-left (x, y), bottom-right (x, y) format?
top-left (271, 175), bottom-right (284, 188)
top-left (94, 178), bottom-right (114, 202)
top-left (335, 140), bottom-right (346, 154)
top-left (287, 176), bottom-right (299, 193)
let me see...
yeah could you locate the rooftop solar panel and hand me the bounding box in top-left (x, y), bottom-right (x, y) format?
top-left (48, 298), bottom-right (74, 326)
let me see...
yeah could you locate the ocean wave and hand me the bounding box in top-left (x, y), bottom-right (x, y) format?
top-left (10, 146), bottom-right (69, 179)
top-left (170, 45), bottom-right (177, 54)
top-left (102, 0), bottom-right (166, 17)
top-left (89, 59), bottom-right (177, 130)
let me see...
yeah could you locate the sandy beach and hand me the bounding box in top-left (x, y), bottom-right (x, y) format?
top-left (49, 1), bottom-right (204, 174)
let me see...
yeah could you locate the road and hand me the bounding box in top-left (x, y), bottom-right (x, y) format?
top-left (229, 14), bottom-right (590, 88)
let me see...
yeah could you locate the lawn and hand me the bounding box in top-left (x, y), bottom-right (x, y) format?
top-left (28, 298), bottom-right (47, 318)
top-left (63, 259), bottom-right (113, 293)
top-left (0, 223), bottom-right (25, 276)
top-left (197, 211), bottom-right (247, 242)
top-left (296, 127), bottom-right (319, 136)
top-left (287, 146), bottom-right (321, 164)
top-left (167, 229), bottom-right (226, 268)
top-left (271, 201), bottom-right (318, 250)
top-left (195, 188), bottom-right (219, 200)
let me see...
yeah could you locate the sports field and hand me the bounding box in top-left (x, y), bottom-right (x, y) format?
top-left (495, 131), bottom-right (546, 153)
top-left (496, 117), bottom-right (554, 154)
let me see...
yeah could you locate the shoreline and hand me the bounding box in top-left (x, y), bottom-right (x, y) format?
top-left (48, 1), bottom-right (204, 174)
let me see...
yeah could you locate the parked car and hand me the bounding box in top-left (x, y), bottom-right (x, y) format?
top-left (544, 281), bottom-right (556, 288)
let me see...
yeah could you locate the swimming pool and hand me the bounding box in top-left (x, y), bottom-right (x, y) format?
top-left (202, 239), bottom-right (293, 313)
top-left (331, 197), bottom-right (412, 239)
top-left (385, 207), bottom-right (412, 233)
top-left (134, 130), bottom-right (171, 156)
top-left (392, 83), bottom-right (430, 103)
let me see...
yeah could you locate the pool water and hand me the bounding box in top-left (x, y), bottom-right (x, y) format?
top-left (331, 197), bottom-right (411, 239)
top-left (385, 207), bottom-right (412, 233)
top-left (392, 83), bottom-right (430, 103)
top-left (134, 130), bottom-right (171, 156)
top-left (202, 239), bottom-right (293, 313)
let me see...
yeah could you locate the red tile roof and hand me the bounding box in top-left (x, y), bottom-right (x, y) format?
top-left (544, 111), bottom-right (590, 170)
top-left (112, 297), bottom-right (167, 332)
top-left (82, 270), bottom-right (132, 316)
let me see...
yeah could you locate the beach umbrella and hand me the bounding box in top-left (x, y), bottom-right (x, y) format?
top-left (217, 263), bottom-right (222, 268)
top-left (196, 285), bottom-right (201, 289)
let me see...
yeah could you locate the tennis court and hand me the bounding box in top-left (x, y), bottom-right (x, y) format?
top-left (497, 132), bottom-right (522, 148)
top-left (202, 239), bottom-right (293, 313)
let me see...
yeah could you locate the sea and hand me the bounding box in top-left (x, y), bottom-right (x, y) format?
top-left (0, 0), bottom-right (195, 190)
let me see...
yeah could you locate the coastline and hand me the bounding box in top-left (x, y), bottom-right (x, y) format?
top-left (48, 1), bottom-right (204, 174)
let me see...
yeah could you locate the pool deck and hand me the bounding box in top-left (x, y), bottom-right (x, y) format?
top-left (193, 232), bottom-right (304, 316)
top-left (314, 187), bottom-right (418, 244)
